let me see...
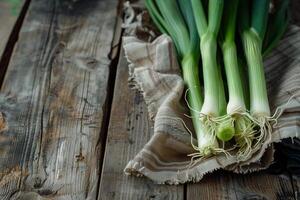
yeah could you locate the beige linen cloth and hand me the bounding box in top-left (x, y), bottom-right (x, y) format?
top-left (122, 24), bottom-right (300, 184)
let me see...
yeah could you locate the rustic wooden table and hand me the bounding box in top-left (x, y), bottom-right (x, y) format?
top-left (0, 0), bottom-right (299, 199)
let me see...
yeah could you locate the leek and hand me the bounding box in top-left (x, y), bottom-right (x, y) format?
top-left (217, 0), bottom-right (256, 159)
top-left (145, 0), bottom-right (218, 156)
top-left (191, 0), bottom-right (235, 144)
top-left (238, 0), bottom-right (289, 156)
top-left (239, 0), bottom-right (271, 118)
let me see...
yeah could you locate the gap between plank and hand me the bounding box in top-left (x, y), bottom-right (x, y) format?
top-left (0, 0), bottom-right (31, 86)
top-left (95, 0), bottom-right (124, 199)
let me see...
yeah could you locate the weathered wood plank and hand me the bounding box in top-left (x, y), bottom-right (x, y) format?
top-left (291, 175), bottom-right (300, 200)
top-left (98, 49), bottom-right (184, 200)
top-left (187, 171), bottom-right (295, 200)
top-left (0, 0), bottom-right (120, 199)
top-left (0, 0), bottom-right (24, 57)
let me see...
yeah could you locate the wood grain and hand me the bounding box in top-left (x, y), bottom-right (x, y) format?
top-left (187, 171), bottom-right (295, 200)
top-left (0, 0), bottom-right (120, 199)
top-left (292, 175), bottom-right (300, 200)
top-left (98, 49), bottom-right (184, 200)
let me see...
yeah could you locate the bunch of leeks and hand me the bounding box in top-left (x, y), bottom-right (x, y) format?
top-left (145, 0), bottom-right (289, 160)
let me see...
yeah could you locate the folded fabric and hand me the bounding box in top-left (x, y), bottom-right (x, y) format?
top-left (123, 25), bottom-right (300, 184)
